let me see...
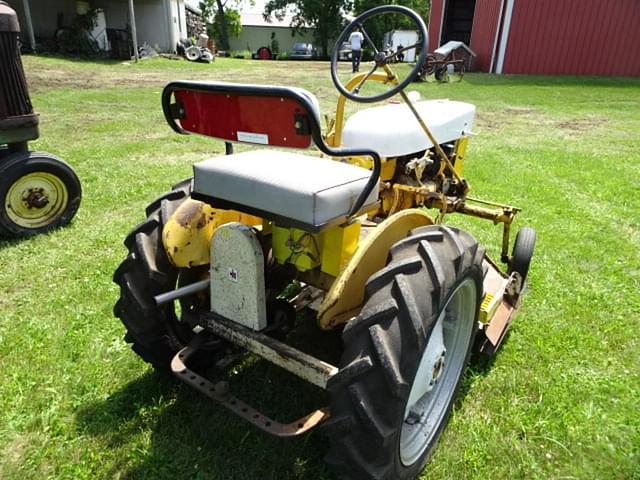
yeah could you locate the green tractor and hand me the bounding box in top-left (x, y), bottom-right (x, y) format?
top-left (0, 2), bottom-right (81, 238)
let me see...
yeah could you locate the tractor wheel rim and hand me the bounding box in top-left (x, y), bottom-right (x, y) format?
top-left (399, 278), bottom-right (477, 466)
top-left (5, 172), bottom-right (69, 228)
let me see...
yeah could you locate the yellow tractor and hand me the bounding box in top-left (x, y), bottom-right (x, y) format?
top-left (113, 6), bottom-right (535, 479)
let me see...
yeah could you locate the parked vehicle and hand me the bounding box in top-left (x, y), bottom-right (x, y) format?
top-left (337, 41), bottom-right (352, 60)
top-left (383, 29), bottom-right (419, 62)
top-left (0, 2), bottom-right (81, 237)
top-left (417, 41), bottom-right (476, 82)
top-left (289, 42), bottom-right (316, 60)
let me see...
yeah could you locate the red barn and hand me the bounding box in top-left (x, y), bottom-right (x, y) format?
top-left (428, 0), bottom-right (640, 76)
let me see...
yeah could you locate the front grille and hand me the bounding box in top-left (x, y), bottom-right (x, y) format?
top-left (0, 31), bottom-right (33, 120)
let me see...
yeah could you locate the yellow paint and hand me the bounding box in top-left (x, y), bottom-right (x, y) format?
top-left (317, 209), bottom-right (434, 330)
top-left (454, 137), bottom-right (469, 175)
top-left (479, 293), bottom-right (494, 324)
top-left (320, 221), bottom-right (361, 277)
top-left (349, 156), bottom-right (397, 181)
top-left (162, 198), bottom-right (261, 268)
top-left (6, 171), bottom-right (69, 228)
top-left (271, 222), bottom-right (362, 277)
top-left (272, 225), bottom-right (321, 272)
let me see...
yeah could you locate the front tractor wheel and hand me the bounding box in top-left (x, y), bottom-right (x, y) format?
top-left (113, 179), bottom-right (222, 369)
top-left (0, 152), bottom-right (81, 237)
top-left (324, 225), bottom-right (484, 480)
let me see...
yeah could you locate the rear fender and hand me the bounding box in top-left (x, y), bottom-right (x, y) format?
top-left (317, 209), bottom-right (434, 330)
top-left (162, 198), bottom-right (261, 268)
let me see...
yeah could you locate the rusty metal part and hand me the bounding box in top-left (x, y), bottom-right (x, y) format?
top-left (204, 313), bottom-right (338, 389)
top-left (387, 183), bottom-right (438, 216)
top-left (291, 285), bottom-right (325, 311)
top-left (454, 200), bottom-right (516, 224)
top-left (26, 189), bottom-right (48, 208)
top-left (395, 77), bottom-right (468, 193)
top-left (171, 341), bottom-right (330, 437)
top-left (477, 294), bottom-right (520, 356)
top-left (501, 221), bottom-right (513, 264)
top-left (454, 200), bottom-right (518, 263)
top-left (421, 194), bottom-right (519, 259)
top-left (478, 257), bottom-right (522, 355)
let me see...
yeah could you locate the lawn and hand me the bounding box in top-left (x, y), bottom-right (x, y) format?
top-left (0, 55), bottom-right (638, 480)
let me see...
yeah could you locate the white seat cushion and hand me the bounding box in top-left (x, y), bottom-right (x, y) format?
top-left (193, 150), bottom-right (378, 227)
top-left (342, 100), bottom-right (476, 157)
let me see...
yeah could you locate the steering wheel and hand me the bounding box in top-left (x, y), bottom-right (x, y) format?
top-left (330, 5), bottom-right (428, 103)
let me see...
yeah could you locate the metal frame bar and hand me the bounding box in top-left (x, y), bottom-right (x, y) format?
top-left (154, 277), bottom-right (209, 305)
top-left (203, 313), bottom-right (338, 389)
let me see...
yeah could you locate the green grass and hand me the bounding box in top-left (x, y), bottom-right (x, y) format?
top-left (0, 55), bottom-right (639, 479)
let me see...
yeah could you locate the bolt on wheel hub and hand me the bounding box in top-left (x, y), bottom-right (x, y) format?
top-left (26, 189), bottom-right (49, 208)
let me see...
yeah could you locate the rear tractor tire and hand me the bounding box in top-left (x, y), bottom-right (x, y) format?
top-left (113, 179), bottom-right (223, 368)
top-left (324, 225), bottom-right (484, 480)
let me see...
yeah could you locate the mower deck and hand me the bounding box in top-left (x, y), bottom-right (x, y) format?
top-left (478, 257), bottom-right (522, 355)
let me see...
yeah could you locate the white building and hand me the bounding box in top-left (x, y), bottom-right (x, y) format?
top-left (7, 0), bottom-right (188, 54)
top-left (228, 11), bottom-right (315, 56)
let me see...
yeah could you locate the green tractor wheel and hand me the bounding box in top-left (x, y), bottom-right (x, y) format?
top-left (324, 225), bottom-right (484, 480)
top-left (0, 152), bottom-right (81, 237)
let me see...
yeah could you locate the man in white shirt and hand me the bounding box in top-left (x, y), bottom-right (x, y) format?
top-left (349, 27), bottom-right (364, 73)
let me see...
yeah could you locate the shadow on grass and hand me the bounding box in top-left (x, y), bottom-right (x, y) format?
top-left (0, 236), bottom-right (27, 249)
top-left (76, 362), bottom-right (334, 480)
top-left (0, 223), bottom-right (78, 249)
top-left (455, 329), bottom-right (514, 406)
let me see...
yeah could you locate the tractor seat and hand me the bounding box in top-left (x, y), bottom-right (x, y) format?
top-left (342, 99), bottom-right (476, 157)
top-left (192, 150), bottom-right (379, 230)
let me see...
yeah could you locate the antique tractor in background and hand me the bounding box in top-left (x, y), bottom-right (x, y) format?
top-left (114, 6), bottom-right (535, 479)
top-left (0, 1), bottom-right (81, 238)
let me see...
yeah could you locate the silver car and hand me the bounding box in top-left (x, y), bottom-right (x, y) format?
top-left (290, 42), bottom-right (316, 60)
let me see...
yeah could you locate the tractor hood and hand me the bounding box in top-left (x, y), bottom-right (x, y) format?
top-left (342, 99), bottom-right (475, 157)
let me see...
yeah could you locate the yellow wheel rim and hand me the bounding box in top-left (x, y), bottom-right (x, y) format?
top-left (5, 172), bottom-right (69, 228)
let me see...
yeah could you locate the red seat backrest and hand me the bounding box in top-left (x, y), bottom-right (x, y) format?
top-left (163, 81), bottom-right (317, 149)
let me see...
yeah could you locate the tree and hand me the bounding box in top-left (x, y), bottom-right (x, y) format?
top-left (353, 0), bottom-right (429, 22)
top-left (263, 0), bottom-right (352, 59)
top-left (199, 0), bottom-right (245, 51)
top-left (352, 0), bottom-right (430, 52)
